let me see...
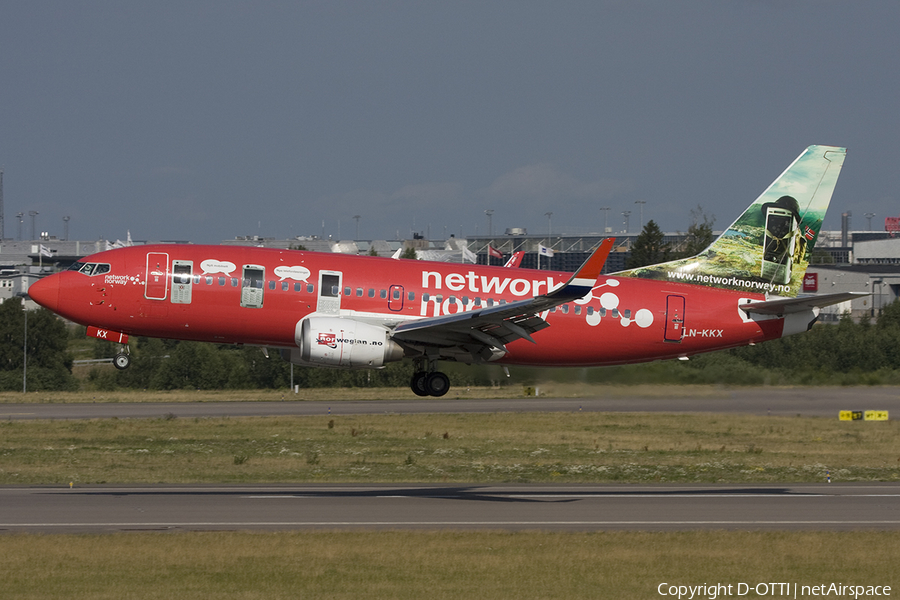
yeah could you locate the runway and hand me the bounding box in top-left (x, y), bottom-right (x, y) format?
top-left (1, 386), bottom-right (898, 420)
top-left (2, 484), bottom-right (899, 533)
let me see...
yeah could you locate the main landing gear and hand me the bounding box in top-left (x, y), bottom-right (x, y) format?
top-left (410, 360), bottom-right (450, 397)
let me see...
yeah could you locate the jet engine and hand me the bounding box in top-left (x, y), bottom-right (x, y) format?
top-left (286, 316), bottom-right (405, 368)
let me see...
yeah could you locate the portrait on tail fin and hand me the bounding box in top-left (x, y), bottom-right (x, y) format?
top-left (617, 145), bottom-right (847, 297)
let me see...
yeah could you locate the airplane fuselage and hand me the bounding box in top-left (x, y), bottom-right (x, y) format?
top-left (32, 244), bottom-right (788, 368)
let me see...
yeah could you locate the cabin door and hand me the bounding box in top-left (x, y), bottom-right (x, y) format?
top-left (144, 252), bottom-right (169, 300)
top-left (664, 295), bottom-right (685, 343)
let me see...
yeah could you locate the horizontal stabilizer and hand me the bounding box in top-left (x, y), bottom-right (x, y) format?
top-left (740, 292), bottom-right (869, 316)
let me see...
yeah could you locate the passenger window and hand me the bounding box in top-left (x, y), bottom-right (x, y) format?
top-left (344, 287), bottom-right (352, 296)
top-left (193, 275), bottom-right (201, 285)
top-left (623, 309), bottom-right (631, 319)
top-left (332, 285), bottom-right (340, 295)
top-left (269, 281), bottom-right (276, 290)
top-left (380, 289), bottom-right (387, 299)
top-left (206, 276), bottom-right (213, 285)
top-left (408, 292), bottom-right (415, 301)
top-left (218, 277), bottom-right (225, 286)
top-left (423, 293), bottom-right (430, 302)
top-left (307, 284), bottom-right (314, 293)
top-left (561, 304), bottom-right (569, 314)
top-left (600, 308), bottom-right (607, 317)
top-left (368, 289), bottom-right (375, 298)
top-left (587, 307), bottom-right (594, 315)
top-left (393, 289), bottom-right (401, 300)
top-left (282, 281), bottom-right (289, 291)
top-left (231, 278), bottom-right (238, 287)
top-left (612, 308), bottom-right (619, 318)
top-left (294, 282), bottom-right (303, 292)
top-left (575, 306), bottom-right (582, 315)
top-left (357, 288), bottom-right (363, 297)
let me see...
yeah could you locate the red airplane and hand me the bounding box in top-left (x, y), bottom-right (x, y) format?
top-left (29, 145), bottom-right (862, 397)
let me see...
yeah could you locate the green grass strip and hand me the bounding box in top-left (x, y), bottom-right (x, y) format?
top-left (1, 412), bottom-right (898, 484)
top-left (0, 531), bottom-right (897, 599)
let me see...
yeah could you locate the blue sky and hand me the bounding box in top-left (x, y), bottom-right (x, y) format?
top-left (1, 1), bottom-right (898, 244)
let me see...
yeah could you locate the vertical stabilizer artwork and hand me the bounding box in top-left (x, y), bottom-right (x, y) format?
top-left (618, 145), bottom-right (846, 297)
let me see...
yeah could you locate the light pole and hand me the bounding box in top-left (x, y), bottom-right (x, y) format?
top-left (28, 211), bottom-right (38, 240)
top-left (22, 300), bottom-right (27, 393)
top-left (865, 213), bottom-right (876, 230)
top-left (635, 200), bottom-right (646, 230)
top-left (16, 212), bottom-right (23, 240)
top-left (353, 215), bottom-right (361, 240)
top-left (600, 207), bottom-right (610, 233)
top-left (484, 210), bottom-right (494, 237)
top-left (622, 210), bottom-right (631, 234)
top-left (542, 212), bottom-right (553, 271)
top-left (63, 216), bottom-right (70, 241)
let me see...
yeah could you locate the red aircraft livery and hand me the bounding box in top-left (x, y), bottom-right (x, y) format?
top-left (29, 145), bottom-right (863, 396)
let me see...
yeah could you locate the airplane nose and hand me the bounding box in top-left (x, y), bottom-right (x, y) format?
top-left (28, 274), bottom-right (60, 312)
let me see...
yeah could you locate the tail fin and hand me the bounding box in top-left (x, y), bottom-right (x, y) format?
top-left (617, 145), bottom-right (847, 297)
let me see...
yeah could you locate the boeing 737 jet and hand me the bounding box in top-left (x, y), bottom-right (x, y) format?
top-left (29, 145), bottom-right (863, 396)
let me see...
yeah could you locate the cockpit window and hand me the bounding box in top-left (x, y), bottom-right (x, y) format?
top-left (67, 262), bottom-right (111, 276)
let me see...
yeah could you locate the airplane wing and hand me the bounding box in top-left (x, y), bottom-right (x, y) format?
top-left (740, 292), bottom-right (870, 316)
top-left (391, 239), bottom-right (614, 357)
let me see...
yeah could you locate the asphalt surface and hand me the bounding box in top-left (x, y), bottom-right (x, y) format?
top-left (1, 386), bottom-right (898, 420)
top-left (2, 484), bottom-right (898, 533)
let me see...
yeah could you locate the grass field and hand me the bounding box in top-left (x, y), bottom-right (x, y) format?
top-left (0, 530), bottom-right (897, 599)
top-left (1, 411), bottom-right (897, 485)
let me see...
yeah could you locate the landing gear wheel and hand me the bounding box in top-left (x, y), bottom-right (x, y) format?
top-left (113, 353), bottom-right (131, 370)
top-left (410, 371), bottom-right (429, 397)
top-left (425, 372), bottom-right (450, 397)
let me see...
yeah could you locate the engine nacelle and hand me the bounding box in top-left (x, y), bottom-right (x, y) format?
top-left (288, 316), bottom-right (405, 368)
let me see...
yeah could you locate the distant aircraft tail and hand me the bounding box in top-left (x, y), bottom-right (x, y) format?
top-left (504, 251), bottom-right (525, 268)
top-left (617, 145), bottom-right (847, 297)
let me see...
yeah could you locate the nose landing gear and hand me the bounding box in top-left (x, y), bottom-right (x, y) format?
top-left (113, 345), bottom-right (131, 370)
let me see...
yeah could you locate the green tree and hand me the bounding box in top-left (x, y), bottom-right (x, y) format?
top-left (0, 299), bottom-right (76, 391)
top-left (627, 220), bottom-right (670, 268)
top-left (679, 205), bottom-right (716, 257)
top-left (400, 247), bottom-right (418, 259)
